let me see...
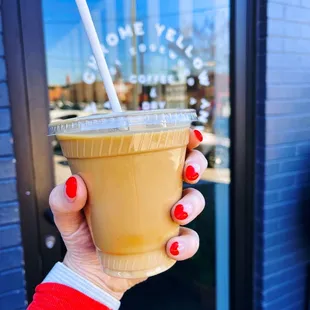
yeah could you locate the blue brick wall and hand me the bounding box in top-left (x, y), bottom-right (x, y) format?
top-left (0, 6), bottom-right (27, 310)
top-left (255, 1), bottom-right (310, 310)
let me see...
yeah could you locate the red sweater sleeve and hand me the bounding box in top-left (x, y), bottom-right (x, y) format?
top-left (28, 283), bottom-right (111, 310)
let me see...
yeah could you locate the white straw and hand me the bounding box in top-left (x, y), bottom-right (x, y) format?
top-left (75, 0), bottom-right (122, 113)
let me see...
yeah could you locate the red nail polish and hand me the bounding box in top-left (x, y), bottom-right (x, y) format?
top-left (174, 204), bottom-right (188, 220)
top-left (170, 242), bottom-right (179, 256)
top-left (185, 165), bottom-right (199, 181)
top-left (65, 176), bottom-right (77, 199)
top-left (194, 130), bottom-right (203, 142)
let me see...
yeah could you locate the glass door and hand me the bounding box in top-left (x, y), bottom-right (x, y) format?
top-left (42, 0), bottom-right (230, 308)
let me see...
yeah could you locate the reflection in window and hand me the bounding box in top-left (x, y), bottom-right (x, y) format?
top-left (43, 1), bottom-right (230, 309)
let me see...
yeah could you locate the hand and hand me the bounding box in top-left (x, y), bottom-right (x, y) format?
top-left (49, 129), bottom-right (208, 300)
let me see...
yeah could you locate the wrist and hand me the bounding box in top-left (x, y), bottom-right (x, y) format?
top-left (63, 253), bottom-right (125, 300)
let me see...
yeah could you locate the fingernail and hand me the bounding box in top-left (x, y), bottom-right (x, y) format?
top-left (194, 130), bottom-right (203, 142)
top-left (174, 204), bottom-right (190, 220)
top-left (185, 164), bottom-right (200, 181)
top-left (65, 176), bottom-right (77, 199)
top-left (170, 242), bottom-right (180, 256)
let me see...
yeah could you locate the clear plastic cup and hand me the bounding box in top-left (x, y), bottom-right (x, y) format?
top-left (49, 109), bottom-right (197, 278)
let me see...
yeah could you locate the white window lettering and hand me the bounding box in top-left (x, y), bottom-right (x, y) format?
top-left (165, 27), bottom-right (176, 42)
top-left (149, 44), bottom-right (157, 52)
top-left (153, 75), bottom-right (159, 84)
top-left (193, 57), bottom-right (204, 70)
top-left (200, 98), bottom-right (211, 109)
top-left (134, 21), bottom-right (144, 36)
top-left (100, 44), bottom-right (109, 54)
top-left (185, 45), bottom-right (193, 58)
top-left (169, 50), bottom-right (177, 60)
top-left (118, 24), bottom-right (133, 39)
top-left (106, 33), bottom-right (119, 46)
top-left (142, 101), bottom-right (150, 110)
top-left (151, 101), bottom-right (158, 109)
top-left (129, 74), bottom-right (137, 84)
top-left (83, 71), bottom-right (96, 84)
top-left (155, 23), bottom-right (166, 37)
top-left (138, 43), bottom-right (147, 53)
top-left (138, 75), bottom-right (146, 84)
top-left (167, 75), bottom-right (174, 84)
top-left (160, 75), bottom-right (167, 84)
top-left (158, 101), bottom-right (166, 109)
top-left (198, 70), bottom-right (210, 86)
top-left (87, 56), bottom-right (98, 71)
top-left (176, 35), bottom-right (184, 49)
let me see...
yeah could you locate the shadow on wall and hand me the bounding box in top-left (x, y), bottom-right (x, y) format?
top-left (300, 149), bottom-right (310, 309)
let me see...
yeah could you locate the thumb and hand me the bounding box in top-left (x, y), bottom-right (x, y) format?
top-left (49, 175), bottom-right (87, 237)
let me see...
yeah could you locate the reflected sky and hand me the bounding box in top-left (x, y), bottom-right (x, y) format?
top-left (43, 0), bottom-right (229, 85)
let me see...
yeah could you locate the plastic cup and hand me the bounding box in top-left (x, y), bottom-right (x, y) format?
top-left (49, 109), bottom-right (197, 278)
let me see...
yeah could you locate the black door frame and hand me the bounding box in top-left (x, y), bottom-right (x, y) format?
top-left (2, 0), bottom-right (61, 301)
top-left (230, 0), bottom-right (257, 309)
top-left (3, 0), bottom-right (257, 308)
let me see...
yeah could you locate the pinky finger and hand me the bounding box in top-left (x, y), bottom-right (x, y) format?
top-left (166, 227), bottom-right (200, 261)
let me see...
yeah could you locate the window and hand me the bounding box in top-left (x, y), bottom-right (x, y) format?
top-left (43, 0), bottom-right (230, 308)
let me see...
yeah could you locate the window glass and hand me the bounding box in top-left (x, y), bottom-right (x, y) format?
top-left (43, 1), bottom-right (230, 309)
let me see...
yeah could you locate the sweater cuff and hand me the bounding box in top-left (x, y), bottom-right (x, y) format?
top-left (43, 262), bottom-right (120, 310)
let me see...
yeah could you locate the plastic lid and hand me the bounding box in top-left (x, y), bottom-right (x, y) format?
top-left (48, 109), bottom-right (197, 136)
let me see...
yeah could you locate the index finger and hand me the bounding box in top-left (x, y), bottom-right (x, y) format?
top-left (188, 128), bottom-right (203, 150)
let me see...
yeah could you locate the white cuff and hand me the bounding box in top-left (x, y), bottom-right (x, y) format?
top-left (43, 262), bottom-right (120, 310)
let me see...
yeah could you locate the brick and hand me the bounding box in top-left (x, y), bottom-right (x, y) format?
top-left (280, 185), bottom-right (308, 200)
top-left (267, 37), bottom-right (284, 52)
top-left (285, 6), bottom-right (310, 23)
top-left (284, 38), bottom-right (310, 53)
top-left (0, 202), bottom-right (20, 225)
top-left (267, 70), bottom-right (310, 84)
top-left (267, 2), bottom-right (284, 19)
top-left (0, 225), bottom-right (21, 249)
top-left (0, 247), bottom-right (24, 272)
top-left (0, 58), bottom-right (5, 82)
top-left (301, 0), bottom-right (310, 8)
top-left (0, 268), bottom-right (24, 294)
top-left (262, 264), bottom-right (306, 289)
top-left (263, 275), bottom-right (306, 303)
top-left (265, 174), bottom-right (295, 191)
top-left (263, 212), bottom-right (300, 234)
top-left (267, 53), bottom-right (301, 69)
top-left (0, 133), bottom-right (13, 156)
top-left (0, 34), bottom-right (3, 57)
top-left (301, 24), bottom-right (310, 39)
top-left (262, 237), bottom-right (306, 261)
top-left (263, 250), bottom-right (308, 275)
top-left (266, 130), bottom-right (310, 145)
top-left (271, 0), bottom-right (300, 5)
top-left (279, 158), bottom-right (309, 173)
top-left (267, 85), bottom-right (310, 100)
top-left (0, 290), bottom-right (26, 310)
top-left (0, 83), bottom-right (9, 107)
top-left (264, 191), bottom-right (280, 204)
top-left (265, 145), bottom-right (296, 160)
top-left (263, 286), bottom-right (305, 310)
top-left (296, 141), bottom-right (310, 155)
top-left (0, 157), bottom-right (16, 179)
top-left (0, 179), bottom-right (17, 202)
top-left (262, 226), bottom-right (303, 248)
top-left (265, 99), bottom-right (310, 115)
top-left (268, 19), bottom-right (284, 36)
top-left (266, 115), bottom-right (310, 132)
top-left (0, 109), bottom-right (11, 131)
top-left (263, 201), bottom-right (301, 219)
